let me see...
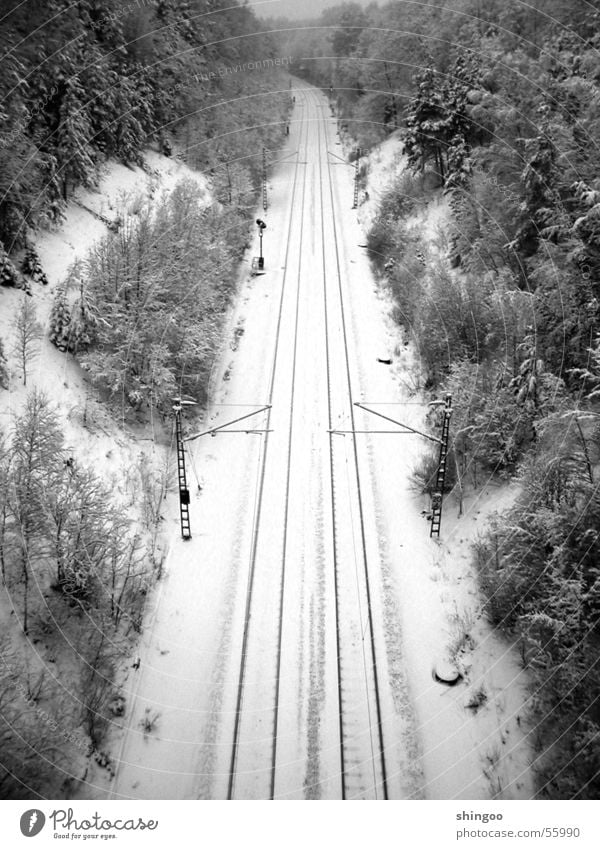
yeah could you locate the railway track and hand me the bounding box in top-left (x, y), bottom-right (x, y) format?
top-left (227, 88), bottom-right (311, 799)
top-left (226, 87), bottom-right (391, 800)
top-left (316, 91), bottom-right (388, 800)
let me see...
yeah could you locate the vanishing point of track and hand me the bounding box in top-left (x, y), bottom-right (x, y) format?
top-left (227, 87), bottom-right (389, 800)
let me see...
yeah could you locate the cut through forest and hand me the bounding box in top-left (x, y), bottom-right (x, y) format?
top-left (0, 0), bottom-right (599, 801)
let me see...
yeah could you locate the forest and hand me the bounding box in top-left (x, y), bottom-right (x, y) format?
top-left (0, 0), bottom-right (288, 246)
top-left (0, 0), bottom-right (289, 797)
top-left (1, 0), bottom-right (599, 801)
top-left (1, 0), bottom-right (290, 404)
top-left (282, 0), bottom-right (600, 798)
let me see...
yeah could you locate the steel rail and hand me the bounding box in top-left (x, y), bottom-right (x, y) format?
top-left (227, 90), bottom-right (310, 800)
top-left (318, 90), bottom-right (389, 800)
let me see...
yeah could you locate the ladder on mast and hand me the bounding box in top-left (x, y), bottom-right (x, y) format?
top-left (174, 404), bottom-right (191, 540)
top-left (262, 147), bottom-right (268, 211)
top-left (430, 393), bottom-right (452, 538)
top-left (352, 154), bottom-right (360, 209)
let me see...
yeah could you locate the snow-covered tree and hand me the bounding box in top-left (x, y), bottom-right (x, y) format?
top-left (0, 638), bottom-right (73, 796)
top-left (56, 77), bottom-right (96, 200)
top-left (571, 180), bottom-right (600, 291)
top-left (12, 297), bottom-right (42, 386)
top-left (48, 284), bottom-right (71, 351)
top-left (213, 161), bottom-right (253, 208)
top-left (404, 53), bottom-right (481, 189)
top-left (513, 115), bottom-right (561, 256)
top-left (444, 134), bottom-right (473, 193)
top-left (0, 245), bottom-right (21, 288)
top-left (21, 245), bottom-right (48, 286)
top-left (0, 339), bottom-right (8, 389)
top-left (403, 66), bottom-right (448, 180)
top-left (8, 390), bottom-right (64, 634)
top-left (39, 152), bottom-right (66, 226)
top-left (67, 285), bottom-right (98, 353)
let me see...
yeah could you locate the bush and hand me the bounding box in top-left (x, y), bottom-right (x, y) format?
top-left (410, 445), bottom-right (457, 495)
top-left (413, 268), bottom-right (508, 384)
top-left (474, 433), bottom-right (600, 798)
top-left (379, 170), bottom-right (427, 220)
top-left (21, 246), bottom-right (48, 286)
top-left (0, 246), bottom-right (21, 288)
top-left (48, 285), bottom-right (71, 351)
top-left (76, 180), bottom-right (246, 413)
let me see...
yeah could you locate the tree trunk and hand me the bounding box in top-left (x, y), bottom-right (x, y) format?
top-left (574, 414), bottom-right (594, 485)
top-left (0, 505), bottom-right (7, 585)
top-left (21, 549), bottom-right (28, 635)
top-left (437, 146), bottom-right (445, 183)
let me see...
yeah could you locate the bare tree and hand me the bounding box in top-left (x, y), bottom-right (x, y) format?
top-left (0, 639), bottom-right (72, 799)
top-left (0, 433), bottom-right (11, 585)
top-left (12, 298), bottom-right (41, 387)
top-left (8, 390), bottom-right (64, 634)
top-left (0, 338), bottom-right (8, 388)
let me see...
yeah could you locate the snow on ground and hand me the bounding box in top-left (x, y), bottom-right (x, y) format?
top-left (346, 130), bottom-right (535, 799)
top-left (0, 148), bottom-right (210, 792)
top-left (357, 130), bottom-right (449, 254)
top-left (100, 85), bottom-right (535, 801)
top-left (0, 86), bottom-right (535, 800)
top-left (357, 130), bottom-right (406, 231)
top-left (2, 146), bottom-right (209, 415)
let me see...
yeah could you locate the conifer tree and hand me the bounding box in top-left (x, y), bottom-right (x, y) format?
top-left (49, 285), bottom-right (71, 351)
top-left (403, 66), bottom-right (448, 181)
top-left (67, 284), bottom-right (97, 353)
top-left (571, 181), bottom-right (600, 293)
top-left (21, 245), bottom-right (48, 286)
top-left (113, 74), bottom-right (146, 165)
top-left (513, 114), bottom-right (560, 256)
top-left (0, 245), bottom-right (20, 288)
top-left (40, 153), bottom-right (65, 225)
top-left (56, 78), bottom-right (96, 201)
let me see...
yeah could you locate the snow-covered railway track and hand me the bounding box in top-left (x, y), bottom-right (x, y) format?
top-left (226, 90), bottom-right (311, 800)
top-left (315, 92), bottom-right (389, 800)
top-left (225, 88), bottom-right (391, 800)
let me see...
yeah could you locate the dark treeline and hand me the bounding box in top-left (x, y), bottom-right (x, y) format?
top-left (1, 0), bottom-right (290, 409)
top-left (0, 0), bottom-right (288, 254)
top-left (282, 2), bottom-right (600, 798)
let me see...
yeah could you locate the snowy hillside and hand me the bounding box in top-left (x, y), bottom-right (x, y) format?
top-left (92, 89), bottom-right (536, 802)
top-left (0, 149), bottom-right (211, 797)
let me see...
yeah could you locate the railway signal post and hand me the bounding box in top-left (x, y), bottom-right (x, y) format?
top-left (256, 218), bottom-right (266, 270)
